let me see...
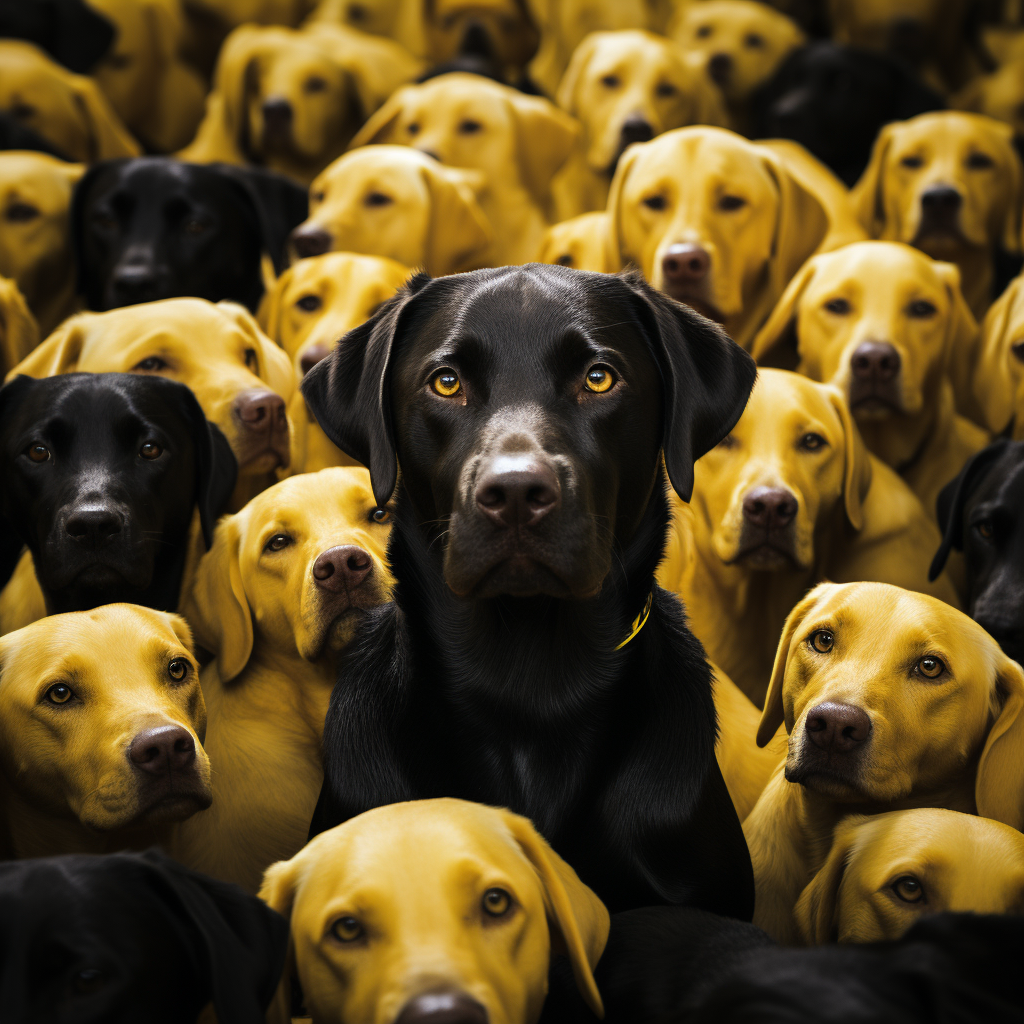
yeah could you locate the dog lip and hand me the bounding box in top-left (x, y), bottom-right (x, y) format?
top-left (728, 539), bottom-right (798, 568)
top-left (848, 392), bottom-right (903, 414)
top-left (131, 784), bottom-right (212, 823)
top-left (452, 553), bottom-right (575, 599)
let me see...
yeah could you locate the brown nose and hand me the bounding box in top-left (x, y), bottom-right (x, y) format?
top-left (300, 342), bottom-right (331, 376)
top-left (850, 342), bottom-right (901, 381)
top-left (805, 702), bottom-right (872, 753)
top-left (707, 52), bottom-right (733, 85)
top-left (394, 992), bottom-right (488, 1024)
top-left (129, 725), bottom-right (196, 775)
top-left (475, 455), bottom-right (561, 530)
top-left (313, 545), bottom-right (372, 592)
top-left (742, 486), bottom-right (797, 530)
top-left (234, 388), bottom-right (287, 433)
top-left (65, 504), bottom-right (124, 547)
top-left (662, 243), bottom-right (710, 284)
top-left (289, 225), bottom-right (332, 259)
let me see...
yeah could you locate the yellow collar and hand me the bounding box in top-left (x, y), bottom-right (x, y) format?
top-left (616, 592), bottom-right (653, 650)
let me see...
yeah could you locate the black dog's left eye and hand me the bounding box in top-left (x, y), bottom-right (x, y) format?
top-left (72, 968), bottom-right (107, 995)
top-left (798, 432), bottom-right (827, 451)
top-left (244, 348), bottom-right (259, 372)
top-left (168, 658), bottom-right (189, 681)
top-left (26, 443), bottom-right (50, 463)
top-left (139, 442), bottom-right (162, 460)
top-left (907, 300), bottom-right (937, 318)
top-left (976, 519), bottom-right (994, 539)
top-left (584, 366), bottom-right (615, 393)
top-left (265, 533), bottom-right (292, 552)
top-left (432, 370), bottom-right (461, 397)
top-left (184, 219), bottom-right (206, 235)
top-left (967, 152), bottom-right (994, 170)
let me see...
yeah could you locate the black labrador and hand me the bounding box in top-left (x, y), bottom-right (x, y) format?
top-left (0, 849), bottom-right (287, 1024)
top-left (544, 907), bottom-right (1024, 1024)
top-left (749, 43), bottom-right (944, 186)
top-left (72, 158), bottom-right (308, 312)
top-left (930, 439), bottom-right (1024, 664)
top-left (302, 265), bottom-right (758, 917)
top-left (0, 373), bottom-right (236, 614)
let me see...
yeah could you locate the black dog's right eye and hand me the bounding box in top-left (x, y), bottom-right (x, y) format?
top-left (824, 297), bottom-right (850, 315)
top-left (134, 356), bottom-right (168, 372)
top-left (976, 519), bottom-right (994, 539)
top-left (5, 202), bottom-right (38, 222)
top-left (642, 194), bottom-right (667, 211)
top-left (809, 629), bottom-right (834, 653)
top-left (296, 294), bottom-right (323, 312)
top-left (264, 533), bottom-right (292, 552)
top-left (900, 155), bottom-right (924, 169)
top-left (139, 442), bottom-right (162, 460)
top-left (364, 191), bottom-right (393, 207)
top-left (26, 444), bottom-right (50, 463)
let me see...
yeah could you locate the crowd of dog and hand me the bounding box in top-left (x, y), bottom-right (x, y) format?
top-left (3, 0), bottom-right (1024, 1021)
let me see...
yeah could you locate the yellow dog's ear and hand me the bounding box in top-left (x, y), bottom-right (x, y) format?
top-left (794, 815), bottom-right (867, 945)
top-left (850, 123), bottom-right (896, 238)
top-left (258, 855), bottom-right (303, 1024)
top-left (555, 33), bottom-right (599, 113)
top-left (824, 385), bottom-right (872, 532)
top-left (501, 810), bottom-right (609, 1019)
top-left (163, 612), bottom-right (196, 655)
top-left (509, 92), bottom-right (580, 205)
top-left (0, 278), bottom-right (39, 378)
top-left (348, 85), bottom-right (414, 147)
top-left (6, 315), bottom-right (88, 380)
top-left (749, 256), bottom-right (820, 366)
top-left (604, 145), bottom-right (642, 273)
top-left (757, 583), bottom-right (838, 745)
top-left (181, 513), bottom-right (253, 682)
top-left (70, 74), bottom-right (140, 161)
top-left (930, 260), bottom-right (982, 421)
top-left (214, 26), bottom-right (270, 151)
top-left (421, 163), bottom-right (492, 275)
top-left (975, 651), bottom-right (1024, 831)
top-left (973, 275), bottom-right (1024, 436)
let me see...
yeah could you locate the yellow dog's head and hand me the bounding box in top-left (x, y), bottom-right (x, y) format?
top-left (691, 369), bottom-right (870, 573)
top-left (0, 41), bottom-right (139, 163)
top-left (608, 126), bottom-right (828, 349)
top-left (556, 30), bottom-right (727, 177)
top-left (290, 146), bottom-right (491, 275)
top-left (795, 807), bottom-right (1024, 944)
top-left (955, 57), bottom-right (1024, 139)
top-left (424, 0), bottom-right (539, 75)
top-left (752, 241), bottom-right (977, 426)
top-left (851, 111), bottom-right (1023, 261)
top-left (0, 604), bottom-right (211, 831)
top-left (260, 798), bottom-right (608, 1024)
top-left (183, 467), bottom-right (394, 679)
top-left (536, 212), bottom-right (614, 272)
top-left (670, 0), bottom-right (805, 105)
top-left (972, 273), bottom-right (1024, 438)
top-left (9, 298), bottom-right (296, 479)
top-left (757, 581), bottom-right (1024, 830)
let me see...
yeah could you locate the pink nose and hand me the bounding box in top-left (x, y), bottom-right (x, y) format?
top-left (661, 244), bottom-right (710, 283)
top-left (233, 389), bottom-right (287, 433)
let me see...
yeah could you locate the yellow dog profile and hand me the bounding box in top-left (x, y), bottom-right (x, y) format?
top-left (289, 145), bottom-right (492, 274)
top-left (173, 468), bottom-right (393, 893)
top-left (0, 604), bottom-right (211, 860)
top-left (744, 581), bottom-right (1024, 943)
top-left (795, 807), bottom-right (1024, 944)
top-left (260, 797), bottom-right (609, 1024)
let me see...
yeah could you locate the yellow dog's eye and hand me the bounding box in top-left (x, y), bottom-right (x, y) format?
top-left (168, 658), bottom-right (189, 681)
top-left (140, 442), bottom-right (162, 460)
top-left (799, 433), bottom-right (827, 452)
top-left (135, 356), bottom-right (168, 372)
top-left (296, 294), bottom-right (322, 312)
top-left (695, 23), bottom-right (712, 38)
top-left (585, 366), bottom-right (614, 393)
top-left (967, 152), bottom-right (994, 170)
top-left (600, 74), bottom-right (621, 88)
top-left (46, 683), bottom-right (73, 705)
top-left (809, 629), bottom-right (834, 653)
top-left (244, 348), bottom-right (259, 372)
top-left (432, 370), bottom-right (461, 397)
top-left (824, 298), bottom-right (850, 315)
top-left (900, 155), bottom-right (924, 170)
top-left (371, 508), bottom-right (391, 523)
top-left (27, 444), bottom-right (50, 463)
top-left (482, 888), bottom-right (512, 917)
top-left (331, 916), bottom-right (364, 942)
top-left (265, 533), bottom-right (292, 552)
top-left (892, 876), bottom-right (925, 903)
top-left (916, 656), bottom-right (945, 679)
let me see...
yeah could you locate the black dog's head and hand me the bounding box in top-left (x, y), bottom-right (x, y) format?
top-left (303, 265), bottom-right (755, 600)
top-left (0, 850), bottom-right (288, 1024)
top-left (0, 373), bottom-right (236, 614)
top-left (749, 43), bottom-right (944, 186)
top-left (930, 439), bottom-right (1024, 664)
top-left (71, 158), bottom-right (308, 312)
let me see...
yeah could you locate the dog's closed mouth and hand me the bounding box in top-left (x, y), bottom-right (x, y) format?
top-left (848, 391), bottom-right (903, 415)
top-left (453, 553), bottom-right (575, 600)
top-left (133, 783), bottom-right (213, 825)
top-left (730, 540), bottom-right (798, 570)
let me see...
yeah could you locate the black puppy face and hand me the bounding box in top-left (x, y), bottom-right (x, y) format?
top-left (0, 373), bottom-right (235, 614)
top-left (303, 265), bottom-right (756, 601)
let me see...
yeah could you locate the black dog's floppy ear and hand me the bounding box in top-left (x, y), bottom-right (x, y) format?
top-left (136, 850), bottom-right (289, 1024)
top-left (302, 271), bottom-right (431, 507)
top-left (930, 440), bottom-right (1010, 580)
top-left (619, 271), bottom-right (757, 501)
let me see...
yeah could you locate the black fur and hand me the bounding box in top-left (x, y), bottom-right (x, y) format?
top-left (0, 0), bottom-right (114, 74)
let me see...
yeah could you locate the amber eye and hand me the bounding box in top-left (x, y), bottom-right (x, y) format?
top-left (264, 533), bottom-right (292, 552)
top-left (584, 366), bottom-right (614, 393)
top-left (140, 441), bottom-right (162, 460)
top-left (168, 657), bottom-right (189, 681)
top-left (600, 74), bottom-right (621, 88)
top-left (892, 875), bottom-right (925, 903)
top-left (809, 629), bottom-right (834, 653)
top-left (432, 370), bottom-right (461, 397)
top-left (907, 299), bottom-right (937, 318)
top-left (331, 916), bottom-right (364, 942)
top-left (900, 155), bottom-right (924, 169)
top-left (46, 683), bottom-right (73, 704)
top-left (799, 432), bottom-right (827, 452)
top-left (482, 887), bottom-right (512, 917)
top-left (556, 253), bottom-right (574, 266)
top-left (27, 444), bottom-right (50, 463)
top-left (184, 218), bottom-right (206, 235)
top-left (976, 519), bottom-right (994, 539)
top-left (916, 655), bottom-right (945, 679)
top-left (824, 297), bottom-right (850, 315)
top-left (135, 356), bottom-right (168, 372)
top-left (371, 507), bottom-right (391, 523)
top-left (407, 122), bottom-right (421, 135)
top-left (296, 294), bottom-right (322, 312)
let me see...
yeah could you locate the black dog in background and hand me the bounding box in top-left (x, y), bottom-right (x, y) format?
top-left (930, 439), bottom-right (1024, 664)
top-left (0, 849), bottom-right (287, 1024)
top-left (72, 158), bottom-right (307, 313)
top-left (303, 265), bottom-right (757, 917)
top-left (0, 373), bottom-right (236, 612)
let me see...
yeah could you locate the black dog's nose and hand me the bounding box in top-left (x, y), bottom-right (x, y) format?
top-left (65, 505), bottom-right (124, 547)
top-left (741, 487), bottom-right (797, 530)
top-left (394, 991), bottom-right (489, 1024)
top-left (851, 342), bottom-right (901, 381)
top-left (475, 455), bottom-right (561, 530)
top-left (313, 545), bottom-right (372, 591)
top-left (619, 115), bottom-right (654, 148)
top-left (129, 725), bottom-right (196, 775)
top-left (261, 97), bottom-right (293, 137)
top-left (707, 52), bottom-right (733, 85)
top-left (805, 703), bottom-right (872, 753)
top-left (920, 185), bottom-right (962, 216)
top-left (662, 243), bottom-right (710, 283)
top-left (300, 342), bottom-right (331, 376)
top-left (290, 225), bottom-right (332, 259)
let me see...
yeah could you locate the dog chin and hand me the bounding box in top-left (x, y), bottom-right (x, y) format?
top-left (134, 785), bottom-right (213, 825)
top-left (849, 394), bottom-right (902, 418)
top-left (731, 543), bottom-right (799, 571)
top-left (304, 607), bottom-right (367, 660)
top-left (47, 558), bottom-right (152, 594)
top-left (451, 554), bottom-right (580, 600)
top-left (238, 444), bottom-right (290, 476)
top-left (785, 758), bottom-right (866, 800)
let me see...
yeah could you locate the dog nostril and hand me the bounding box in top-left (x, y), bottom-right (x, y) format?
top-left (346, 550), bottom-right (371, 573)
top-left (65, 506), bottom-right (124, 545)
top-left (620, 115), bottom-right (654, 146)
top-left (289, 226), bottom-right (332, 259)
top-left (313, 545), bottom-right (373, 591)
top-left (234, 389), bottom-right (286, 430)
top-left (850, 342), bottom-right (901, 381)
top-left (661, 243), bottom-right (710, 283)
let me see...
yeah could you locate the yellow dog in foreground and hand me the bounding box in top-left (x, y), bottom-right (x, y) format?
top-left (744, 581), bottom-right (1024, 944)
top-left (174, 468), bottom-right (393, 893)
top-left (260, 797), bottom-right (609, 1024)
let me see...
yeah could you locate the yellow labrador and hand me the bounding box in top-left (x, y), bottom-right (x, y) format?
top-left (535, 212), bottom-right (615, 272)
